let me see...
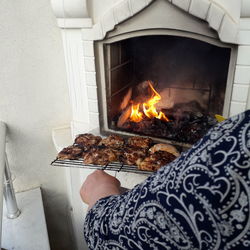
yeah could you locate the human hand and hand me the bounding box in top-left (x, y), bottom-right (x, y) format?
top-left (80, 170), bottom-right (121, 209)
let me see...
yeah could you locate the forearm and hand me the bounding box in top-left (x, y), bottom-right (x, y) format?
top-left (87, 184), bottom-right (121, 209)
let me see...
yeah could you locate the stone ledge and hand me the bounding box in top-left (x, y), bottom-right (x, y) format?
top-left (2, 188), bottom-right (50, 250)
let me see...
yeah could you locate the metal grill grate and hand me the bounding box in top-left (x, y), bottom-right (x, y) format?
top-left (51, 158), bottom-right (153, 175)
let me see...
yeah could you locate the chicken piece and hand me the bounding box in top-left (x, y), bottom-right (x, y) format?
top-left (99, 135), bottom-right (125, 148)
top-left (120, 146), bottom-right (147, 165)
top-left (127, 136), bottom-right (152, 149)
top-left (83, 147), bottom-right (118, 165)
top-left (149, 143), bottom-right (180, 157)
top-left (58, 145), bottom-right (83, 160)
top-left (137, 151), bottom-right (176, 171)
top-left (74, 133), bottom-right (102, 150)
top-left (110, 148), bottom-right (123, 159)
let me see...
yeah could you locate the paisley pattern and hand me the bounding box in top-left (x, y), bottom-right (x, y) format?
top-left (84, 110), bottom-right (250, 250)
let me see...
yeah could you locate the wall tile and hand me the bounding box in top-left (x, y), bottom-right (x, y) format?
top-left (89, 112), bottom-right (100, 127)
top-left (83, 41), bottom-right (94, 57)
top-left (234, 66), bottom-right (250, 84)
top-left (232, 84), bottom-right (249, 102)
top-left (206, 3), bottom-right (224, 31)
top-left (88, 100), bottom-right (99, 113)
top-left (219, 15), bottom-right (238, 43)
top-left (114, 0), bottom-right (132, 24)
top-left (238, 30), bottom-right (250, 45)
top-left (84, 57), bottom-right (95, 72)
top-left (240, 19), bottom-right (250, 30)
top-left (237, 46), bottom-right (250, 65)
top-left (93, 23), bottom-right (104, 40)
top-left (87, 86), bottom-right (97, 100)
top-left (189, 0), bottom-right (210, 19)
top-left (85, 72), bottom-right (97, 86)
top-left (172, 0), bottom-right (191, 11)
top-left (230, 101), bottom-right (246, 116)
top-left (102, 11), bottom-right (116, 36)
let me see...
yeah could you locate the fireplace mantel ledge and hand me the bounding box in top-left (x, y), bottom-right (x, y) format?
top-left (50, 0), bottom-right (92, 28)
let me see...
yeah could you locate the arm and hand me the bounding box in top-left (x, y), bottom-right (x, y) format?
top-left (80, 170), bottom-right (121, 210)
top-left (81, 110), bottom-right (250, 250)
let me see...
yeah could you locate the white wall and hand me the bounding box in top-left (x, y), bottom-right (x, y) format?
top-left (0, 0), bottom-right (73, 249)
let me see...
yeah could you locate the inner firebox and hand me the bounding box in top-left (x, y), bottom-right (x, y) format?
top-left (97, 35), bottom-right (232, 146)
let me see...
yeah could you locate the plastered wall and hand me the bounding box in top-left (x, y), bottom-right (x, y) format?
top-left (0, 0), bottom-right (72, 249)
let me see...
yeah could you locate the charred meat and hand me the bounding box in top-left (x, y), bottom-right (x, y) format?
top-left (137, 151), bottom-right (176, 171)
top-left (127, 136), bottom-right (152, 149)
top-left (83, 147), bottom-right (119, 165)
top-left (120, 146), bottom-right (147, 165)
top-left (74, 133), bottom-right (102, 149)
top-left (58, 145), bottom-right (83, 160)
top-left (98, 135), bottom-right (125, 148)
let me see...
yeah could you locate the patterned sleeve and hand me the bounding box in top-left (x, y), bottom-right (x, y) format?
top-left (84, 110), bottom-right (250, 250)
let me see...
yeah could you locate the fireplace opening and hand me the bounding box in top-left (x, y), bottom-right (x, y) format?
top-left (100, 35), bottom-right (231, 145)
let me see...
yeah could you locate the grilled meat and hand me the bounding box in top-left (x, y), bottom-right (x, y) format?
top-left (120, 146), bottom-right (147, 165)
top-left (83, 147), bottom-right (119, 165)
top-left (149, 143), bottom-right (180, 157)
top-left (127, 136), bottom-right (152, 149)
top-left (58, 133), bottom-right (178, 172)
top-left (58, 145), bottom-right (83, 160)
top-left (74, 133), bottom-right (102, 150)
top-left (137, 151), bottom-right (176, 171)
top-left (98, 135), bottom-right (125, 148)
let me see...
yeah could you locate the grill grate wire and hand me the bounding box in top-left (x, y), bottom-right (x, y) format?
top-left (51, 158), bottom-right (153, 175)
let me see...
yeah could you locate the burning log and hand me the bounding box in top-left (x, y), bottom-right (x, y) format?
top-left (118, 80), bottom-right (170, 125)
top-left (120, 88), bottom-right (132, 110)
top-left (117, 104), bottom-right (132, 128)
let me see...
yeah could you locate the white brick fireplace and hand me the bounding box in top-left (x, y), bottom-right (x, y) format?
top-left (50, 0), bottom-right (250, 249)
top-left (51, 0), bottom-right (250, 138)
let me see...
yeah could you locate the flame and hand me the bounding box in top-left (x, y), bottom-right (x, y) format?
top-left (130, 103), bottom-right (143, 122)
top-left (130, 81), bottom-right (169, 122)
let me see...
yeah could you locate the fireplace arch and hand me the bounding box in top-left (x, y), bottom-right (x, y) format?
top-left (92, 0), bottom-right (240, 44)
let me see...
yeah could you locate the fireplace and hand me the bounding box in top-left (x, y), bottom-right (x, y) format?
top-left (93, 0), bottom-right (237, 147)
top-left (96, 34), bottom-right (233, 146)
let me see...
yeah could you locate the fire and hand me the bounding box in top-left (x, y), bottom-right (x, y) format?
top-left (130, 81), bottom-right (169, 122)
top-left (130, 104), bottom-right (143, 122)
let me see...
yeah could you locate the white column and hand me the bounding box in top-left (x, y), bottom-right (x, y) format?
top-left (60, 28), bottom-right (93, 136)
top-left (230, 17), bottom-right (250, 115)
top-left (50, 1), bottom-right (94, 249)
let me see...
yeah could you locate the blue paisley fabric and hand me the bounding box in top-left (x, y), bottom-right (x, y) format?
top-left (84, 110), bottom-right (250, 250)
